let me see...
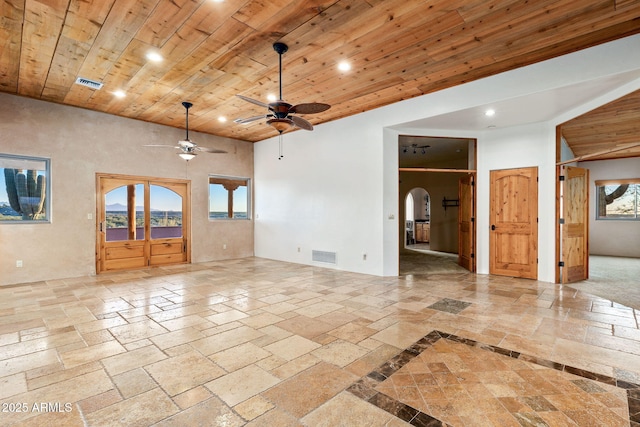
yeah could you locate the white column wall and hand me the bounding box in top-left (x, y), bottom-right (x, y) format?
top-left (475, 123), bottom-right (557, 282)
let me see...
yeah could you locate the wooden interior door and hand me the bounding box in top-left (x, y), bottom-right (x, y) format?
top-left (560, 166), bottom-right (589, 283)
top-left (489, 167), bottom-right (538, 279)
top-left (97, 174), bottom-right (190, 273)
top-left (458, 174), bottom-right (475, 271)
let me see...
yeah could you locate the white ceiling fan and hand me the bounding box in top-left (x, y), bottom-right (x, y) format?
top-left (146, 101), bottom-right (227, 160)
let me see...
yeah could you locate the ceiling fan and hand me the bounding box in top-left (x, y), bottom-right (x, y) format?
top-left (234, 42), bottom-right (331, 134)
top-left (146, 101), bottom-right (226, 160)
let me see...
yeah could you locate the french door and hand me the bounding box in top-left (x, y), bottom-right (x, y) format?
top-left (96, 174), bottom-right (190, 273)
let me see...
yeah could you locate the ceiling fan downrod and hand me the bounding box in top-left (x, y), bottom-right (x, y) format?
top-left (182, 101), bottom-right (192, 140)
top-left (273, 42), bottom-right (288, 101)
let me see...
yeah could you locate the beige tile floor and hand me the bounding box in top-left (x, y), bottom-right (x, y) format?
top-left (0, 257), bottom-right (638, 426)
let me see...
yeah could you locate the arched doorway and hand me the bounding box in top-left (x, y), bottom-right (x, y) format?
top-left (404, 188), bottom-right (430, 249)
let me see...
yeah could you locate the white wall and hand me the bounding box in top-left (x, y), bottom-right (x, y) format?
top-left (0, 94), bottom-right (254, 286)
top-left (581, 157), bottom-right (640, 257)
top-left (254, 114), bottom-right (386, 275)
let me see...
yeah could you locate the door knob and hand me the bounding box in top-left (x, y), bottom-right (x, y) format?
top-left (491, 224), bottom-right (496, 230)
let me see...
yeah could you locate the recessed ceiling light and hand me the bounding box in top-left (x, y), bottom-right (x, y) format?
top-left (485, 109), bottom-right (496, 117)
top-left (338, 61), bottom-right (351, 72)
top-left (267, 93), bottom-right (277, 102)
top-left (113, 90), bottom-right (126, 98)
top-left (146, 52), bottom-right (163, 62)
top-left (212, 0), bottom-right (224, 2)
top-left (218, 116), bottom-right (227, 123)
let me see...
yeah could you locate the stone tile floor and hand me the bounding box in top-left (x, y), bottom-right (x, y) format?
top-left (0, 257), bottom-right (638, 426)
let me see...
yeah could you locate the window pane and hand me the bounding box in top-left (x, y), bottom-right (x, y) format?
top-left (105, 184), bottom-right (145, 241)
top-left (597, 182), bottom-right (639, 220)
top-left (0, 155), bottom-right (50, 222)
top-left (233, 186), bottom-right (248, 218)
top-left (209, 183), bottom-right (228, 219)
top-left (209, 176), bottom-right (250, 220)
top-left (604, 184), bottom-right (634, 218)
top-left (150, 185), bottom-right (182, 239)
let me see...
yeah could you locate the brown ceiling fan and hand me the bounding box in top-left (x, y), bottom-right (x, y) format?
top-left (146, 102), bottom-right (227, 160)
top-left (234, 42), bottom-right (331, 134)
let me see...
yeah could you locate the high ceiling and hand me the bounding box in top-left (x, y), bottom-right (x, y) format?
top-left (2, 0), bottom-right (640, 148)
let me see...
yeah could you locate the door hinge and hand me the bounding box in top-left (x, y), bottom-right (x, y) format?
top-left (559, 175), bottom-right (565, 181)
top-left (99, 222), bottom-right (103, 232)
top-left (470, 253), bottom-right (475, 258)
top-left (471, 217), bottom-right (475, 222)
top-left (558, 261), bottom-right (564, 267)
top-left (559, 218), bottom-right (565, 224)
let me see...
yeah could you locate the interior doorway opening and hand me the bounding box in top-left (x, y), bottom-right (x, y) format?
top-left (398, 135), bottom-right (476, 276)
top-left (404, 188), bottom-right (430, 250)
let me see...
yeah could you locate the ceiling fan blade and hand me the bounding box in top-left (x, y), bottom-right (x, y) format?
top-left (236, 94), bottom-right (269, 109)
top-left (290, 115), bottom-right (313, 131)
top-left (234, 115), bottom-right (269, 124)
top-left (195, 146), bottom-right (227, 154)
top-left (144, 144), bottom-right (179, 148)
top-left (289, 102), bottom-right (331, 115)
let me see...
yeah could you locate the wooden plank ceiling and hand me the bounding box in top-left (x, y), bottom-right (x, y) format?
top-left (2, 0), bottom-right (640, 156)
top-left (560, 88), bottom-right (640, 161)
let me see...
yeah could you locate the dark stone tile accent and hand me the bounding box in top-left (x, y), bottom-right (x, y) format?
top-left (630, 392), bottom-right (640, 424)
top-left (563, 366), bottom-right (617, 386)
top-left (519, 354), bottom-right (565, 370)
top-left (346, 378), bottom-right (378, 400)
top-left (619, 380), bottom-right (640, 390)
top-left (427, 298), bottom-right (471, 314)
top-left (369, 392), bottom-right (418, 424)
top-left (410, 411), bottom-right (445, 427)
top-left (367, 370), bottom-right (388, 383)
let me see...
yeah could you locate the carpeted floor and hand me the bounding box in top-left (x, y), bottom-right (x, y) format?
top-left (400, 248), bottom-right (640, 312)
top-left (566, 255), bottom-right (640, 312)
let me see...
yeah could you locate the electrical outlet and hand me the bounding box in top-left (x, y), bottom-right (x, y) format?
top-left (16, 260), bottom-right (23, 268)
top-left (87, 213), bottom-right (93, 220)
top-left (363, 254), bottom-right (367, 261)
top-left (223, 244), bottom-right (227, 250)
top-left (297, 247), bottom-right (301, 252)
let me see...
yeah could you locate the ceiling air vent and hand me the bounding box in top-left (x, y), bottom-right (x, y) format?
top-left (74, 77), bottom-right (103, 90)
